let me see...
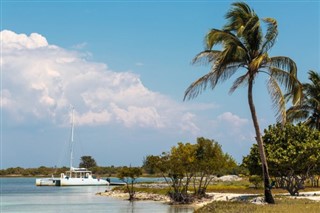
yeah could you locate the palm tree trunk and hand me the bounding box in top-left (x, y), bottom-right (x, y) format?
top-left (248, 79), bottom-right (275, 204)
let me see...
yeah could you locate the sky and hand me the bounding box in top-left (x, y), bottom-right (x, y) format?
top-left (1, 0), bottom-right (319, 169)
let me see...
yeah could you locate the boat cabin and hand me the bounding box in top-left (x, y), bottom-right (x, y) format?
top-left (61, 167), bottom-right (94, 179)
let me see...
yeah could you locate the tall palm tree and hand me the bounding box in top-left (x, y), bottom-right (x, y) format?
top-left (287, 70), bottom-right (320, 130)
top-left (184, 2), bottom-right (302, 204)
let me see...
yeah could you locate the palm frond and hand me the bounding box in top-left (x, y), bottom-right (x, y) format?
top-left (215, 62), bottom-right (244, 85)
top-left (242, 15), bottom-right (262, 51)
top-left (267, 76), bottom-right (286, 124)
top-left (304, 116), bottom-right (320, 129)
top-left (267, 56), bottom-right (302, 104)
top-left (268, 67), bottom-right (302, 106)
top-left (205, 29), bottom-right (247, 52)
top-left (285, 70), bottom-right (320, 130)
top-left (184, 72), bottom-right (214, 101)
top-left (192, 50), bottom-right (221, 66)
top-left (261, 18), bottom-right (278, 53)
top-left (229, 72), bottom-right (249, 94)
top-left (184, 62), bottom-right (242, 100)
top-left (213, 43), bottom-right (247, 86)
top-left (287, 104), bottom-right (314, 123)
top-left (287, 109), bottom-right (309, 123)
top-left (224, 2), bottom-right (253, 33)
top-left (268, 56), bottom-right (297, 76)
top-left (308, 70), bottom-right (320, 82)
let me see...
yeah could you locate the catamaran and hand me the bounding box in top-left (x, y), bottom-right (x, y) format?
top-left (36, 108), bottom-right (110, 186)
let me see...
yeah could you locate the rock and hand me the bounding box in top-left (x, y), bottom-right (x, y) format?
top-left (250, 197), bottom-right (266, 205)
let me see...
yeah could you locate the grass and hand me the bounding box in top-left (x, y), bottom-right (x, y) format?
top-left (134, 187), bottom-right (169, 195)
top-left (195, 197), bottom-right (320, 213)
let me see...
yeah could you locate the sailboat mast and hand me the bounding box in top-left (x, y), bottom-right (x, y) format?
top-left (70, 107), bottom-right (75, 170)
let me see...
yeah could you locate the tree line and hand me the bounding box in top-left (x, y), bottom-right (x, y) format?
top-left (0, 164), bottom-right (126, 177)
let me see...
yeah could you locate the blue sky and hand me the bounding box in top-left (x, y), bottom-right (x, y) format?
top-left (1, 0), bottom-right (319, 169)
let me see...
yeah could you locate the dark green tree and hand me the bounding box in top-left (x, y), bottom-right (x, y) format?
top-left (143, 155), bottom-right (160, 175)
top-left (79, 156), bottom-right (97, 168)
top-left (249, 175), bottom-right (263, 189)
top-left (184, 2), bottom-right (302, 203)
top-left (243, 123), bottom-right (320, 195)
top-left (287, 70), bottom-right (320, 130)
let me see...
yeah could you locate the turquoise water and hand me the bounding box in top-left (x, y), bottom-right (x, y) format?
top-left (0, 178), bottom-right (193, 213)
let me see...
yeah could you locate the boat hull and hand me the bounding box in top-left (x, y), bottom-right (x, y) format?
top-left (35, 178), bottom-right (61, 186)
top-left (36, 177), bottom-right (109, 186)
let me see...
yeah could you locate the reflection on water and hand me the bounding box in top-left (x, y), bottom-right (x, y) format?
top-left (0, 178), bottom-right (194, 213)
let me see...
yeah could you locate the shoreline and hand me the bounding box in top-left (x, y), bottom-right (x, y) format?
top-left (97, 190), bottom-right (171, 203)
top-left (97, 190), bottom-right (265, 209)
top-left (97, 190), bottom-right (320, 210)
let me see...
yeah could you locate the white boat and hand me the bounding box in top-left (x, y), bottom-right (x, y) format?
top-left (36, 108), bottom-right (110, 186)
top-left (59, 167), bottom-right (109, 186)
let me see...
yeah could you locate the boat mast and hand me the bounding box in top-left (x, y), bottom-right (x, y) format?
top-left (70, 107), bottom-right (75, 170)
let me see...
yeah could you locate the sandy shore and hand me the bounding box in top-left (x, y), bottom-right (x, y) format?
top-left (97, 190), bottom-right (320, 210)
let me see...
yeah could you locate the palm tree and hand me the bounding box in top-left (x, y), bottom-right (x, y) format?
top-left (287, 70), bottom-right (320, 130)
top-left (184, 2), bottom-right (302, 204)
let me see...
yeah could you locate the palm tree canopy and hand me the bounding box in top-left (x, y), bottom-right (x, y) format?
top-left (184, 2), bottom-right (302, 124)
top-left (286, 70), bottom-right (320, 130)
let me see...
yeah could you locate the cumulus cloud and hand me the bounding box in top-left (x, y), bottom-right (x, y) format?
top-left (1, 30), bottom-right (49, 49)
top-left (213, 112), bottom-right (251, 142)
top-left (179, 112), bottom-right (200, 135)
top-left (217, 112), bottom-right (248, 127)
top-left (1, 30), bottom-right (216, 134)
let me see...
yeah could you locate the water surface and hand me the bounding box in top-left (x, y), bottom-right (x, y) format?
top-left (1, 178), bottom-right (193, 213)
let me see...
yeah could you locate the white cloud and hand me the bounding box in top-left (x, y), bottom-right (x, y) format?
top-left (1, 30), bottom-right (212, 134)
top-left (212, 112), bottom-right (251, 142)
top-left (110, 103), bottom-right (164, 128)
top-left (1, 29), bottom-right (48, 49)
top-left (217, 112), bottom-right (248, 127)
top-left (76, 110), bottom-right (112, 125)
top-left (179, 112), bottom-right (200, 135)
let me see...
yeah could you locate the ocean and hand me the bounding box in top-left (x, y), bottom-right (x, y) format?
top-left (0, 178), bottom-right (194, 213)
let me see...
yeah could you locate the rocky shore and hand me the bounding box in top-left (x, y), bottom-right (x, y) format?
top-left (97, 190), bottom-right (170, 202)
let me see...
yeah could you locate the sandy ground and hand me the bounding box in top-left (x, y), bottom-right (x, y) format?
top-left (282, 191), bottom-right (320, 201)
